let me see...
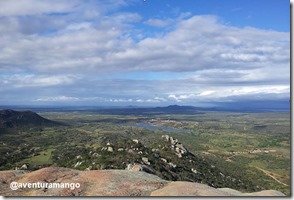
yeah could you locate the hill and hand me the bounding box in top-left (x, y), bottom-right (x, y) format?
top-left (46, 135), bottom-right (266, 192)
top-left (0, 109), bottom-right (61, 130)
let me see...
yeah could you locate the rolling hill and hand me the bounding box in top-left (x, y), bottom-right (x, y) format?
top-left (0, 109), bottom-right (61, 130)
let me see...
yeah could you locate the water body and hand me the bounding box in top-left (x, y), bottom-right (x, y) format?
top-left (119, 122), bottom-right (192, 133)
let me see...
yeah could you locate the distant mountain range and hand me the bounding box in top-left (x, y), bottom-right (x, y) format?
top-left (72, 103), bottom-right (289, 115)
top-left (92, 105), bottom-right (205, 115)
top-left (0, 101), bottom-right (290, 116)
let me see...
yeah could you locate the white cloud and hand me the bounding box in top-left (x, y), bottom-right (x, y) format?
top-left (167, 85), bottom-right (289, 102)
top-left (0, 0), bottom-right (79, 17)
top-left (154, 97), bottom-right (167, 102)
top-left (199, 91), bottom-right (215, 96)
top-left (1, 75), bottom-right (77, 88)
top-left (0, 1), bottom-right (289, 105)
top-left (109, 97), bottom-right (166, 103)
top-left (168, 94), bottom-right (196, 102)
top-left (35, 96), bottom-right (79, 102)
top-left (110, 98), bottom-right (133, 103)
top-left (65, 22), bottom-right (93, 31)
top-left (0, 14), bottom-right (288, 77)
top-left (108, 16), bottom-right (289, 73)
top-left (144, 18), bottom-right (172, 27)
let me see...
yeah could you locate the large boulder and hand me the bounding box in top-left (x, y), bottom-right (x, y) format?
top-left (0, 167), bottom-right (286, 197)
top-left (150, 182), bottom-right (232, 196)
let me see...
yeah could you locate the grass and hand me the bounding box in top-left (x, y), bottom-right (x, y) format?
top-left (21, 148), bottom-right (55, 166)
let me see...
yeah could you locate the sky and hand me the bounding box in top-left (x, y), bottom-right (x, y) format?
top-left (0, 0), bottom-right (290, 108)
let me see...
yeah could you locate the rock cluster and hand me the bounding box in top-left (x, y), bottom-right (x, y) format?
top-left (161, 135), bottom-right (189, 158)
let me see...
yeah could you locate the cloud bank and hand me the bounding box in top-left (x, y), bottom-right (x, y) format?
top-left (0, 1), bottom-right (289, 107)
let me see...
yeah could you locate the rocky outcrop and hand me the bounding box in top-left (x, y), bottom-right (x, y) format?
top-left (0, 167), bottom-right (285, 197)
top-left (161, 135), bottom-right (189, 158)
top-left (150, 182), bottom-right (231, 196)
top-left (217, 188), bottom-right (286, 196)
top-left (0, 167), bottom-right (166, 196)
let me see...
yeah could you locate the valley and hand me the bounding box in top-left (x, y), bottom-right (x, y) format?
top-left (0, 108), bottom-right (290, 195)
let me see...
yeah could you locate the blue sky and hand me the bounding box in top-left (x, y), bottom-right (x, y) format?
top-left (126, 0), bottom-right (290, 31)
top-left (0, 0), bottom-right (290, 107)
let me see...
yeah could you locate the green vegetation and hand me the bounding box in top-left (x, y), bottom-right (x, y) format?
top-left (0, 110), bottom-right (290, 195)
top-left (19, 148), bottom-right (54, 168)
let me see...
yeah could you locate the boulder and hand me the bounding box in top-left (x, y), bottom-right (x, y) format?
top-left (127, 164), bottom-right (154, 174)
top-left (218, 188), bottom-right (285, 196)
top-left (168, 162), bottom-right (176, 168)
top-left (20, 164), bottom-right (28, 170)
top-left (150, 182), bottom-right (232, 196)
top-left (107, 147), bottom-right (113, 152)
top-left (74, 161), bottom-right (83, 168)
top-left (0, 167), bottom-right (286, 197)
top-left (132, 139), bottom-right (139, 144)
top-left (92, 153), bottom-right (100, 157)
top-left (161, 135), bottom-right (170, 142)
top-left (142, 157), bottom-right (150, 165)
top-left (117, 148), bottom-right (124, 152)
